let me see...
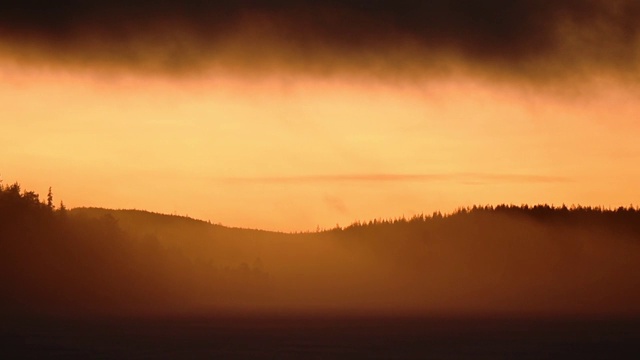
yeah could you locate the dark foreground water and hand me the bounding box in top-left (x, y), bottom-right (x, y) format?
top-left (2, 316), bottom-right (639, 359)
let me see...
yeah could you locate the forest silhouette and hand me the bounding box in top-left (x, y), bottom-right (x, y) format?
top-left (2, 181), bottom-right (640, 318)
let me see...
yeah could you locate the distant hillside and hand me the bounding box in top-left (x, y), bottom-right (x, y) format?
top-left (71, 207), bottom-right (221, 231)
top-left (68, 207), bottom-right (291, 267)
top-left (70, 207), bottom-right (277, 238)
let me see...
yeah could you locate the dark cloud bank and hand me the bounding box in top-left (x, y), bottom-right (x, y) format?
top-left (1, 0), bottom-right (639, 80)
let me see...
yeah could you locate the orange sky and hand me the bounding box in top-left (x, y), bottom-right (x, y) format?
top-left (2, 59), bottom-right (639, 231)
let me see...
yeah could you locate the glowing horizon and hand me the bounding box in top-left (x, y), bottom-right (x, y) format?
top-left (2, 63), bottom-right (639, 231)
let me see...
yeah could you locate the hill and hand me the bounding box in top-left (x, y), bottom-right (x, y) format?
top-left (2, 182), bottom-right (640, 318)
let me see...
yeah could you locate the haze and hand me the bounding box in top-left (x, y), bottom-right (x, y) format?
top-left (2, 0), bottom-right (640, 326)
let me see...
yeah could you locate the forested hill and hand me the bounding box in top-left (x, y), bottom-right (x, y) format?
top-left (71, 207), bottom-right (223, 231)
top-left (69, 207), bottom-right (282, 251)
top-left (2, 182), bottom-right (640, 318)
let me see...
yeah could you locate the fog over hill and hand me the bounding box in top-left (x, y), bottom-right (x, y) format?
top-left (2, 182), bottom-right (640, 318)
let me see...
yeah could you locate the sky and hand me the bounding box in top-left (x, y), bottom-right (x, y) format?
top-left (2, 0), bottom-right (640, 231)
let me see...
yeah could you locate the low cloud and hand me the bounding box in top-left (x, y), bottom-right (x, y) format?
top-left (0, 1), bottom-right (639, 81)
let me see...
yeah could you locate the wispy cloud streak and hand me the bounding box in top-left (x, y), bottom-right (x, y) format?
top-left (216, 173), bottom-right (570, 185)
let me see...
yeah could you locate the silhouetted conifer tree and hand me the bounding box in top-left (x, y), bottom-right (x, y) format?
top-left (47, 187), bottom-right (54, 210)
